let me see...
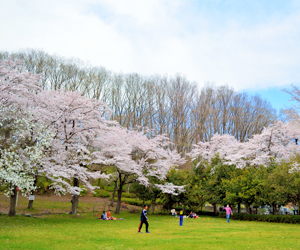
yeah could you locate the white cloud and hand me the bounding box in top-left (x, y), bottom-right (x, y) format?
top-left (95, 0), bottom-right (181, 24)
top-left (0, 0), bottom-right (299, 91)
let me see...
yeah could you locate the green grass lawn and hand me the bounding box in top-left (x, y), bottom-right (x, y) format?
top-left (0, 212), bottom-right (299, 250)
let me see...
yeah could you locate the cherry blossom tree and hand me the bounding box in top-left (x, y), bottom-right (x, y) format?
top-left (0, 59), bottom-right (52, 215)
top-left (37, 90), bottom-right (112, 214)
top-left (283, 85), bottom-right (300, 173)
top-left (1, 58), bottom-right (185, 216)
top-left (92, 126), bottom-right (185, 214)
top-left (0, 59), bottom-right (111, 214)
top-left (233, 121), bottom-right (300, 168)
top-left (189, 133), bottom-right (239, 166)
top-left (190, 121), bottom-right (300, 169)
top-left (0, 109), bottom-right (53, 216)
top-left (0, 59), bottom-right (42, 108)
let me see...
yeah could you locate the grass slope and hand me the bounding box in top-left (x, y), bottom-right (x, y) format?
top-left (0, 212), bottom-right (299, 250)
top-left (0, 193), bottom-right (116, 215)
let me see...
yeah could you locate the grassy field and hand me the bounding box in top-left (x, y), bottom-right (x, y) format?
top-left (0, 194), bottom-right (299, 250)
top-left (1, 212), bottom-right (299, 250)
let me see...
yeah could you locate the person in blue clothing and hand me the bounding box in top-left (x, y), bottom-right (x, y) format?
top-left (179, 208), bottom-right (184, 226)
top-left (138, 205), bottom-right (150, 233)
top-left (100, 210), bottom-right (107, 220)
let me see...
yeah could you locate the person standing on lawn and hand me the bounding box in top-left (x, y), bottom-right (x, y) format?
top-left (179, 208), bottom-right (184, 226)
top-left (223, 204), bottom-right (233, 223)
top-left (138, 205), bottom-right (150, 233)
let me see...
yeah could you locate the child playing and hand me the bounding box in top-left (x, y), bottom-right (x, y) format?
top-left (138, 205), bottom-right (150, 233)
top-left (179, 208), bottom-right (184, 226)
top-left (107, 210), bottom-right (112, 220)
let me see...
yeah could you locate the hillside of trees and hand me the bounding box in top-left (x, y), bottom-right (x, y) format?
top-left (0, 49), bottom-right (277, 154)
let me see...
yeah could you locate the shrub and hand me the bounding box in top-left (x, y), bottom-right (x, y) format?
top-left (196, 211), bottom-right (217, 216)
top-left (92, 189), bottom-right (111, 198)
top-left (36, 177), bottom-right (50, 194)
top-left (104, 186), bottom-right (115, 192)
top-left (80, 186), bottom-right (87, 196)
top-left (218, 212), bottom-right (300, 224)
top-left (0, 184), bottom-right (9, 192)
top-left (122, 193), bottom-right (136, 198)
top-left (155, 198), bottom-right (164, 205)
top-left (173, 205), bottom-right (190, 211)
top-left (112, 197), bottom-right (151, 207)
top-left (104, 185), bottom-right (126, 192)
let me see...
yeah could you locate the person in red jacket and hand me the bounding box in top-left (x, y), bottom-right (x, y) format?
top-left (107, 210), bottom-right (112, 220)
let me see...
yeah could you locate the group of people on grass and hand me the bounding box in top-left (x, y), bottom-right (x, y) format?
top-left (97, 209), bottom-right (115, 220)
top-left (96, 203), bottom-right (232, 233)
top-left (188, 211), bottom-right (198, 218)
top-left (170, 208), bottom-right (177, 217)
top-left (137, 204), bottom-right (233, 233)
top-left (171, 209), bottom-right (198, 218)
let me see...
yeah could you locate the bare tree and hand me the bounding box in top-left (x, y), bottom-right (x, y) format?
top-left (0, 49), bottom-right (277, 153)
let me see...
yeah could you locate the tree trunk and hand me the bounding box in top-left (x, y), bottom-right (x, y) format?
top-left (238, 203), bottom-right (241, 213)
top-left (110, 177), bottom-right (118, 207)
top-left (9, 186), bottom-right (17, 216)
top-left (28, 173), bottom-right (38, 209)
top-left (245, 205), bottom-right (250, 214)
top-left (71, 176), bottom-right (79, 215)
top-left (151, 199), bottom-right (156, 214)
top-left (28, 199), bottom-right (34, 210)
top-left (213, 203), bottom-right (217, 215)
top-left (272, 203), bottom-right (276, 215)
top-left (115, 183), bottom-right (123, 214)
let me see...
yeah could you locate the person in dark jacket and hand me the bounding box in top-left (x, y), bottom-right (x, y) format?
top-left (138, 205), bottom-right (150, 233)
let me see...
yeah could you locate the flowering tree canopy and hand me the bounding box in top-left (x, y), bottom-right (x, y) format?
top-left (38, 90), bottom-right (113, 196)
top-left (0, 59), bottom-right (51, 197)
top-left (1, 58), bottom-right (186, 215)
top-left (0, 59), bottom-right (111, 198)
top-left (190, 121), bottom-right (300, 168)
top-left (0, 110), bottom-right (53, 195)
top-left (0, 59), bottom-right (42, 109)
top-left (91, 125), bottom-right (186, 213)
top-left (92, 126), bottom-right (185, 191)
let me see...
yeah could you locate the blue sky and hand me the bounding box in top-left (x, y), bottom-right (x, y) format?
top-left (0, 0), bottom-right (299, 111)
top-left (245, 87), bottom-right (293, 112)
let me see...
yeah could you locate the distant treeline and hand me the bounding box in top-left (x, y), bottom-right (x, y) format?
top-left (0, 49), bottom-right (277, 153)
